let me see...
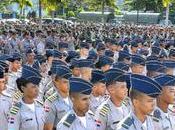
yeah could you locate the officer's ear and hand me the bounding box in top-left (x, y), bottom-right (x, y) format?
top-left (132, 98), bottom-right (139, 108)
top-left (21, 86), bottom-right (25, 93)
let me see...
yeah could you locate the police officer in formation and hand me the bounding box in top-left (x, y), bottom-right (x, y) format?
top-left (0, 66), bottom-right (12, 130)
top-left (0, 23), bottom-right (175, 130)
top-left (8, 65), bottom-right (44, 130)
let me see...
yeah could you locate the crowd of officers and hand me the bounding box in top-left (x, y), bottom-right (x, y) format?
top-left (0, 21), bottom-right (175, 130)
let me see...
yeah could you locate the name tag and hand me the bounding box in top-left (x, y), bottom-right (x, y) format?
top-left (25, 118), bottom-right (33, 122)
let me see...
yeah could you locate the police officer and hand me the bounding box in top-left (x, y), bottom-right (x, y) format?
top-left (78, 59), bottom-right (94, 81)
top-left (4, 52), bottom-right (22, 96)
top-left (163, 60), bottom-right (175, 75)
top-left (112, 62), bottom-right (130, 72)
top-left (44, 65), bottom-right (72, 130)
top-left (152, 74), bottom-right (175, 130)
top-left (96, 55), bottom-right (114, 72)
top-left (79, 41), bottom-right (90, 59)
top-left (130, 55), bottom-right (146, 75)
top-left (45, 49), bottom-right (54, 72)
top-left (169, 49), bottom-right (175, 61)
top-left (69, 59), bottom-right (81, 78)
top-left (44, 59), bottom-right (69, 98)
top-left (56, 77), bottom-right (97, 130)
top-left (32, 56), bottom-right (48, 103)
top-left (146, 60), bottom-right (166, 78)
top-left (8, 65), bottom-right (44, 130)
top-left (116, 74), bottom-right (162, 130)
top-left (0, 66), bottom-right (12, 130)
top-left (118, 50), bottom-right (131, 65)
top-left (95, 68), bottom-right (129, 130)
top-left (90, 69), bottom-right (107, 113)
top-left (25, 48), bottom-right (35, 67)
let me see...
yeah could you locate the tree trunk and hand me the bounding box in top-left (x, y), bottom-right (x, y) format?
top-left (39, 0), bottom-right (42, 29)
top-left (51, 11), bottom-right (55, 23)
top-left (39, 0), bottom-right (42, 19)
top-left (20, 8), bottom-right (23, 19)
top-left (101, 0), bottom-right (105, 24)
top-left (165, 4), bottom-right (169, 26)
top-left (23, 7), bottom-right (25, 19)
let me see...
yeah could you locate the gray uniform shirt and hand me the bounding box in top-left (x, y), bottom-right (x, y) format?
top-left (95, 98), bottom-right (130, 130)
top-left (44, 92), bottom-right (72, 127)
top-left (0, 94), bottom-right (12, 130)
top-left (8, 100), bottom-right (45, 130)
top-left (89, 95), bottom-right (109, 113)
top-left (152, 107), bottom-right (175, 130)
top-left (56, 110), bottom-right (97, 130)
top-left (116, 113), bottom-right (155, 130)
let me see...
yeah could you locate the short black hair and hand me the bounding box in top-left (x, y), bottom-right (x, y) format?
top-left (16, 78), bottom-right (30, 93)
top-left (129, 89), bottom-right (145, 101)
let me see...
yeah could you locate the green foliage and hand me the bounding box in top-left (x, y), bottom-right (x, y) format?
top-left (83, 0), bottom-right (116, 11)
top-left (67, 11), bottom-right (75, 17)
top-left (124, 0), bottom-right (164, 12)
top-left (0, 0), bottom-right (10, 13)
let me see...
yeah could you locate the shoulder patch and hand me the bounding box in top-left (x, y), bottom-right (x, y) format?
top-left (63, 114), bottom-right (76, 128)
top-left (10, 102), bottom-right (22, 115)
top-left (152, 109), bottom-right (161, 122)
top-left (47, 93), bottom-right (58, 103)
top-left (99, 103), bottom-right (110, 117)
top-left (121, 117), bottom-right (133, 129)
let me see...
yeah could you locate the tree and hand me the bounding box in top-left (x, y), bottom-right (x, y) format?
top-left (10, 0), bottom-right (33, 18)
top-left (83, 0), bottom-right (116, 23)
top-left (162, 0), bottom-right (175, 25)
top-left (0, 0), bottom-right (11, 13)
top-left (124, 0), bottom-right (163, 12)
top-left (41, 0), bottom-right (71, 18)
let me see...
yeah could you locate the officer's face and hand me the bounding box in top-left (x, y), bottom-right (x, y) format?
top-left (110, 45), bottom-right (117, 52)
top-left (159, 86), bottom-right (175, 104)
top-left (80, 68), bottom-right (92, 81)
top-left (101, 64), bottom-right (111, 72)
top-left (72, 67), bottom-right (80, 77)
top-left (135, 94), bottom-right (156, 115)
top-left (55, 78), bottom-right (69, 93)
top-left (40, 63), bottom-right (47, 73)
top-left (27, 53), bottom-right (35, 62)
top-left (98, 50), bottom-right (105, 56)
top-left (72, 94), bottom-right (90, 115)
top-left (48, 56), bottom-right (54, 64)
top-left (109, 82), bottom-right (128, 100)
top-left (165, 68), bottom-right (173, 75)
top-left (11, 60), bottom-right (21, 70)
top-left (23, 83), bottom-right (39, 99)
top-left (131, 65), bottom-right (145, 74)
top-left (93, 82), bottom-right (106, 96)
top-left (123, 58), bottom-right (131, 65)
top-left (81, 48), bottom-right (89, 57)
top-left (0, 78), bottom-right (6, 92)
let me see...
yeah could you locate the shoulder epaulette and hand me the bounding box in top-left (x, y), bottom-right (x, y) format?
top-left (88, 110), bottom-right (95, 116)
top-left (121, 117), bottom-right (133, 129)
top-left (122, 97), bottom-right (130, 107)
top-left (10, 102), bottom-right (22, 115)
top-left (35, 99), bottom-right (44, 106)
top-left (99, 103), bottom-right (110, 117)
top-left (63, 114), bottom-right (76, 128)
top-left (152, 109), bottom-right (161, 122)
top-left (47, 93), bottom-right (58, 103)
top-left (168, 105), bottom-right (175, 113)
top-left (13, 91), bottom-right (23, 100)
